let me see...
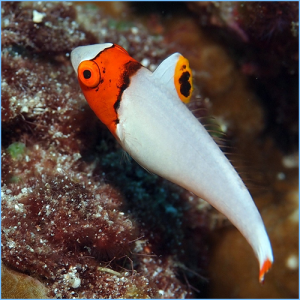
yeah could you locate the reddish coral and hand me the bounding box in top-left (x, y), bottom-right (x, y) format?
top-left (1, 2), bottom-right (97, 52)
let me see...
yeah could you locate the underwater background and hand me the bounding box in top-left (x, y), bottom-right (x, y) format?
top-left (1, 2), bottom-right (298, 298)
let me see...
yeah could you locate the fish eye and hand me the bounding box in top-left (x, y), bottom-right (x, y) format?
top-left (78, 60), bottom-right (101, 88)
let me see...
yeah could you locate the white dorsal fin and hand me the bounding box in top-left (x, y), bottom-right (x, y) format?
top-left (152, 53), bottom-right (193, 104)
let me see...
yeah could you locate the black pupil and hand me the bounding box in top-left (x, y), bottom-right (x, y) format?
top-left (83, 70), bottom-right (91, 79)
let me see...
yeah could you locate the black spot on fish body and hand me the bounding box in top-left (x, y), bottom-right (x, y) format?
top-left (179, 71), bottom-right (191, 97)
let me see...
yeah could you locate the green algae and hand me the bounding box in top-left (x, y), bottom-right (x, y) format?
top-left (9, 175), bottom-right (21, 183)
top-left (108, 18), bottom-right (134, 31)
top-left (7, 142), bottom-right (26, 160)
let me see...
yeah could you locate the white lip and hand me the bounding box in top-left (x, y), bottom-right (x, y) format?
top-left (70, 43), bottom-right (113, 75)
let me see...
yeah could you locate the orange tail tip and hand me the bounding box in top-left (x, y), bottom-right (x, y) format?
top-left (259, 258), bottom-right (273, 283)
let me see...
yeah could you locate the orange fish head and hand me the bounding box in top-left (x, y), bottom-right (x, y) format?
top-left (71, 44), bottom-right (141, 137)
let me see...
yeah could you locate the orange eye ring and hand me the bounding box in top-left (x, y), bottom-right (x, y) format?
top-left (78, 60), bottom-right (101, 88)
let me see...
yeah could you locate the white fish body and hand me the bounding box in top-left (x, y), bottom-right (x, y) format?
top-left (71, 44), bottom-right (273, 282)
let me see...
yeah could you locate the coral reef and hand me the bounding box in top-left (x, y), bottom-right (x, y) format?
top-left (1, 1), bottom-right (211, 298)
top-left (1, 1), bottom-right (298, 299)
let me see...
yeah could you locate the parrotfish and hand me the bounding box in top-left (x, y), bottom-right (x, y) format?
top-left (71, 43), bottom-right (273, 282)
